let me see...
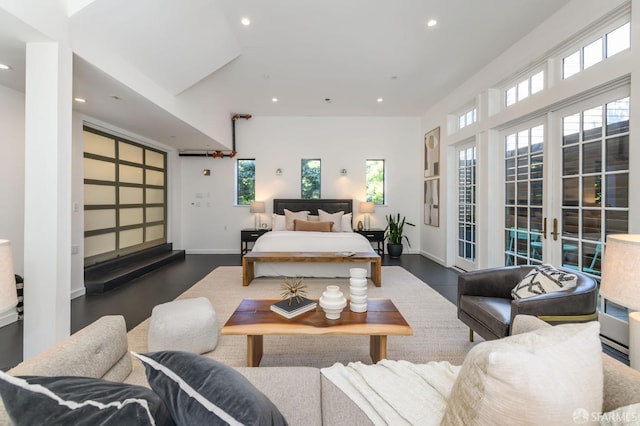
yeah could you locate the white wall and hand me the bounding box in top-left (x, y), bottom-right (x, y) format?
top-left (419, 0), bottom-right (628, 268)
top-left (180, 116), bottom-right (422, 253)
top-left (0, 85), bottom-right (25, 276)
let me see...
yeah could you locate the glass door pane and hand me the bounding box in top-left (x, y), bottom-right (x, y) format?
top-left (560, 97), bottom-right (629, 278)
top-left (504, 125), bottom-right (544, 266)
top-left (456, 144), bottom-right (476, 270)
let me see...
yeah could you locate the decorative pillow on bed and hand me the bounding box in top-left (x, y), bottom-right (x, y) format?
top-left (511, 264), bottom-right (577, 299)
top-left (318, 209), bottom-right (344, 232)
top-left (0, 371), bottom-right (174, 426)
top-left (133, 351), bottom-right (287, 426)
top-left (272, 214), bottom-right (286, 231)
top-left (342, 213), bottom-right (353, 232)
top-left (284, 209), bottom-right (310, 231)
top-left (294, 219), bottom-right (333, 232)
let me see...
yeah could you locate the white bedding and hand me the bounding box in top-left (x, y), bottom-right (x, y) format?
top-left (321, 360), bottom-right (460, 426)
top-left (252, 231), bottom-right (376, 278)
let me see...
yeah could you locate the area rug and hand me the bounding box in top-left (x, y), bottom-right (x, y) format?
top-left (127, 266), bottom-right (481, 368)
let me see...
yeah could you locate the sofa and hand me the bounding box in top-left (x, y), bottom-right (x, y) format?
top-left (1, 314), bottom-right (640, 425)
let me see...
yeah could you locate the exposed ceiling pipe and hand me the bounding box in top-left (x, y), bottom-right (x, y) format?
top-left (178, 113), bottom-right (252, 158)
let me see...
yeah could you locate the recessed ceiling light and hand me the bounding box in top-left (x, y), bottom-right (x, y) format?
top-left (272, 97), bottom-right (278, 103)
top-left (377, 98), bottom-right (384, 103)
top-left (427, 19), bottom-right (437, 27)
top-left (0, 63), bottom-right (10, 70)
top-left (241, 17), bottom-right (251, 26)
top-left (74, 97), bottom-right (86, 103)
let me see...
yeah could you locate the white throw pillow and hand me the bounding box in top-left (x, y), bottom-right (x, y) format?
top-left (272, 214), bottom-right (286, 231)
top-left (341, 213), bottom-right (353, 232)
top-left (512, 264), bottom-right (578, 299)
top-left (441, 321), bottom-right (603, 426)
top-left (318, 209), bottom-right (343, 232)
top-left (284, 209), bottom-right (310, 231)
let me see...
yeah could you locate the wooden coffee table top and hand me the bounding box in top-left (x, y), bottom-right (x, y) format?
top-left (221, 298), bottom-right (413, 336)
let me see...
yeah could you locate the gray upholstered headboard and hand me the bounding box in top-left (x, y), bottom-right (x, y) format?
top-left (273, 199), bottom-right (353, 216)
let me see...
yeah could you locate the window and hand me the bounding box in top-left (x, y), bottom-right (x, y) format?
top-left (458, 108), bottom-right (477, 129)
top-left (365, 159), bottom-right (385, 204)
top-left (562, 22), bottom-right (630, 79)
top-left (301, 159), bottom-right (321, 199)
top-left (83, 127), bottom-right (167, 266)
top-left (505, 70), bottom-right (545, 107)
top-left (236, 159), bottom-right (256, 205)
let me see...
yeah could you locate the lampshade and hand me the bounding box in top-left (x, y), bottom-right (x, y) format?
top-left (359, 202), bottom-right (375, 214)
top-left (599, 234), bottom-right (640, 311)
top-left (0, 240), bottom-right (18, 313)
top-left (249, 201), bottom-right (265, 213)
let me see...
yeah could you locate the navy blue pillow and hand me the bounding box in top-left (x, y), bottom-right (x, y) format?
top-left (0, 371), bottom-right (174, 426)
top-left (134, 351), bottom-right (287, 426)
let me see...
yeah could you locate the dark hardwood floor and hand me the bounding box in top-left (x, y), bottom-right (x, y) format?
top-left (0, 254), bottom-right (458, 371)
top-left (0, 253), bottom-right (627, 369)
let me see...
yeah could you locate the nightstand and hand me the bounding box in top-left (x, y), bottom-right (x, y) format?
top-left (241, 228), bottom-right (270, 255)
top-left (355, 229), bottom-right (385, 255)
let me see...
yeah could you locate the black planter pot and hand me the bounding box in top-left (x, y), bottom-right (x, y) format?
top-left (387, 243), bottom-right (403, 258)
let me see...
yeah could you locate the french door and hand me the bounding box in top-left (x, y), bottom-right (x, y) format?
top-left (500, 86), bottom-right (631, 348)
top-left (556, 89), bottom-right (630, 349)
top-left (455, 143), bottom-right (477, 271)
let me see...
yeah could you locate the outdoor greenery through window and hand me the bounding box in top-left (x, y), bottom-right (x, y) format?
top-left (236, 159), bottom-right (255, 205)
top-left (301, 159), bottom-right (321, 199)
top-left (366, 159), bottom-right (385, 204)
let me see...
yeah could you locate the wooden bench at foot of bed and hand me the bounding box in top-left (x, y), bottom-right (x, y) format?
top-left (242, 251), bottom-right (382, 287)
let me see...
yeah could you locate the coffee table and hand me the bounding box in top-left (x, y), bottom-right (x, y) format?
top-left (221, 298), bottom-right (413, 367)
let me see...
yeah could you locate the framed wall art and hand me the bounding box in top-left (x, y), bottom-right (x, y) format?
top-left (424, 178), bottom-right (440, 227)
top-left (424, 127), bottom-right (440, 178)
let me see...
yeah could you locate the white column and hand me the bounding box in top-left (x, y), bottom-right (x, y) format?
top-left (23, 42), bottom-right (72, 358)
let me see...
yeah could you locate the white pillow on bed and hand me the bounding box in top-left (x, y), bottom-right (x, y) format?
top-left (272, 214), bottom-right (286, 231)
top-left (342, 213), bottom-right (353, 232)
top-left (284, 209), bottom-right (310, 231)
top-left (318, 209), bottom-right (344, 232)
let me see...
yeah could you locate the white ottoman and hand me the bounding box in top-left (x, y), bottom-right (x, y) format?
top-left (148, 297), bottom-right (218, 354)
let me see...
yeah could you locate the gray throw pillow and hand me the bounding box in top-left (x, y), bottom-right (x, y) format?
top-left (0, 371), bottom-right (174, 426)
top-left (133, 351), bottom-right (288, 426)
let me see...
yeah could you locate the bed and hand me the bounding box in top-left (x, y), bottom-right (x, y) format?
top-left (251, 199), bottom-right (378, 278)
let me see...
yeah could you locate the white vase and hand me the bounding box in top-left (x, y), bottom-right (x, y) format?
top-left (350, 268), bottom-right (367, 278)
top-left (319, 285), bottom-right (347, 320)
top-left (349, 277), bottom-right (367, 288)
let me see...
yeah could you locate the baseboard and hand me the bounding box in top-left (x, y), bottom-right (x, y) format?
top-left (70, 287), bottom-right (86, 299)
top-left (419, 250), bottom-right (446, 265)
top-left (0, 308), bottom-right (18, 328)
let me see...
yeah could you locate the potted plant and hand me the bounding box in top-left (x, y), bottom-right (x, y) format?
top-left (384, 213), bottom-right (415, 258)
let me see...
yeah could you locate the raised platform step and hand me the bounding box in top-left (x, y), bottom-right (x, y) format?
top-left (84, 243), bottom-right (186, 294)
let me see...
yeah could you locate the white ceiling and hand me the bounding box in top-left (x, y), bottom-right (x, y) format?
top-left (0, 0), bottom-right (572, 150)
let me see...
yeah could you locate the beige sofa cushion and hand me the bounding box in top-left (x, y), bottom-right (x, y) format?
top-left (9, 315), bottom-right (130, 380)
top-left (441, 321), bottom-right (603, 425)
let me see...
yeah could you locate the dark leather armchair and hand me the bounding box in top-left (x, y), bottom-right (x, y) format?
top-left (458, 265), bottom-right (598, 341)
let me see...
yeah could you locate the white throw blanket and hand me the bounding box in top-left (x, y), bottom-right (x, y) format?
top-left (321, 360), bottom-right (460, 426)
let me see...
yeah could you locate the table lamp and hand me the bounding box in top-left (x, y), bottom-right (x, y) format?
top-left (0, 240), bottom-right (18, 319)
top-left (599, 234), bottom-right (640, 369)
top-left (359, 202), bottom-right (375, 231)
top-left (249, 201), bottom-right (265, 229)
